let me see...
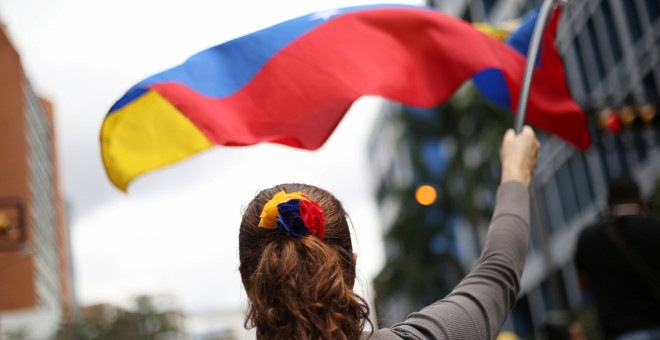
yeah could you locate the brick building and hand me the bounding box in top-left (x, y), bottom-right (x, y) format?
top-left (0, 24), bottom-right (74, 339)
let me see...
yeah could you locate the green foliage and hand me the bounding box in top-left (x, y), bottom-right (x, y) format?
top-left (5, 328), bottom-right (31, 340)
top-left (373, 84), bottom-right (513, 322)
top-left (52, 295), bottom-right (183, 340)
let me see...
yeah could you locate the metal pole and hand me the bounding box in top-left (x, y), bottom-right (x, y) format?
top-left (514, 0), bottom-right (560, 133)
top-left (514, 2), bottom-right (570, 335)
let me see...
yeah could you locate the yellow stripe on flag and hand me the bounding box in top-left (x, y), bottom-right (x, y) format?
top-left (473, 19), bottom-right (522, 41)
top-left (100, 90), bottom-right (213, 191)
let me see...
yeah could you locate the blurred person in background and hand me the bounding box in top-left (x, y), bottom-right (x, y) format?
top-left (574, 176), bottom-right (660, 340)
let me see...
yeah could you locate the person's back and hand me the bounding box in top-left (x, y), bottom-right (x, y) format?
top-left (237, 127), bottom-right (540, 339)
top-left (575, 176), bottom-right (660, 339)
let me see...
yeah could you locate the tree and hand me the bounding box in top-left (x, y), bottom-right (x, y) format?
top-left (52, 295), bottom-right (184, 340)
top-left (5, 328), bottom-right (30, 340)
top-left (372, 84), bottom-right (513, 325)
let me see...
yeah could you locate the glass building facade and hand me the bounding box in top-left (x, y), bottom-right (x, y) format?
top-left (26, 82), bottom-right (65, 323)
top-left (368, 0), bottom-right (660, 337)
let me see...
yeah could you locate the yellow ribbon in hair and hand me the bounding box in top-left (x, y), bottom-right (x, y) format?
top-left (258, 191), bottom-right (310, 229)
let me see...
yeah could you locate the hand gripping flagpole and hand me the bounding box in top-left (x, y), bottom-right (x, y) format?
top-left (514, 0), bottom-right (565, 133)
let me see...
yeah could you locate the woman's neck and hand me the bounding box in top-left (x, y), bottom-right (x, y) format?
top-left (610, 203), bottom-right (644, 217)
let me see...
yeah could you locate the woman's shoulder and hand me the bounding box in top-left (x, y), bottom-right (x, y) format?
top-left (361, 329), bottom-right (400, 340)
top-left (362, 326), bottom-right (449, 340)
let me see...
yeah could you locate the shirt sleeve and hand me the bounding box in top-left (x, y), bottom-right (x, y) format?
top-left (366, 181), bottom-right (530, 340)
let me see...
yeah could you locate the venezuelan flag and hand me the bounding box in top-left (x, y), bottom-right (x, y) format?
top-left (472, 7), bottom-right (583, 140)
top-left (101, 4), bottom-right (589, 191)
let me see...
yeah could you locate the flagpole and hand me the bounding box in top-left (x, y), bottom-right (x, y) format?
top-left (513, 0), bottom-right (562, 133)
top-left (514, 1), bottom-right (570, 332)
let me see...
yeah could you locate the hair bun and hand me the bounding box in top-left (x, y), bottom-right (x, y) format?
top-left (258, 191), bottom-right (325, 239)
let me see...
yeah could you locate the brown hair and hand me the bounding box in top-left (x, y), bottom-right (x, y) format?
top-left (239, 183), bottom-right (371, 339)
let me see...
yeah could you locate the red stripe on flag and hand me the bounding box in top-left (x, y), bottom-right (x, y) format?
top-left (151, 7), bottom-right (589, 150)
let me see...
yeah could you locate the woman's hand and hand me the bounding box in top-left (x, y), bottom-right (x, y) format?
top-left (500, 126), bottom-right (540, 188)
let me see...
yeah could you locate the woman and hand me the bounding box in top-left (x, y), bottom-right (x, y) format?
top-left (238, 126), bottom-right (540, 339)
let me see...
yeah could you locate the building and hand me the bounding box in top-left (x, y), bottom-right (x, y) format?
top-left (0, 25), bottom-right (74, 339)
top-left (368, 0), bottom-right (660, 337)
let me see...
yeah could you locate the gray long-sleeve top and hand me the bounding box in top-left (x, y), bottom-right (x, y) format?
top-left (366, 181), bottom-right (530, 340)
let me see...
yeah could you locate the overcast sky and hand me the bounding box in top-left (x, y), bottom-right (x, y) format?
top-left (0, 0), bottom-right (423, 333)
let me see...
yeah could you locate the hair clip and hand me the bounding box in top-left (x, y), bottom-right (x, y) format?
top-left (258, 191), bottom-right (325, 239)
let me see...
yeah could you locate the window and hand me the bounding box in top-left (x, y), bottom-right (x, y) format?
top-left (586, 19), bottom-right (606, 81)
top-left (601, 1), bottom-right (623, 62)
top-left (462, 6), bottom-right (472, 22)
top-left (556, 162), bottom-right (579, 223)
top-left (631, 128), bottom-right (648, 163)
top-left (572, 40), bottom-right (591, 94)
top-left (623, 1), bottom-right (643, 42)
top-left (483, 0), bottom-right (496, 14)
top-left (541, 178), bottom-right (565, 235)
top-left (642, 71), bottom-right (659, 102)
top-left (645, 0), bottom-right (660, 22)
top-left (529, 188), bottom-right (546, 252)
top-left (568, 153), bottom-right (595, 210)
top-left (601, 133), bottom-right (629, 178)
